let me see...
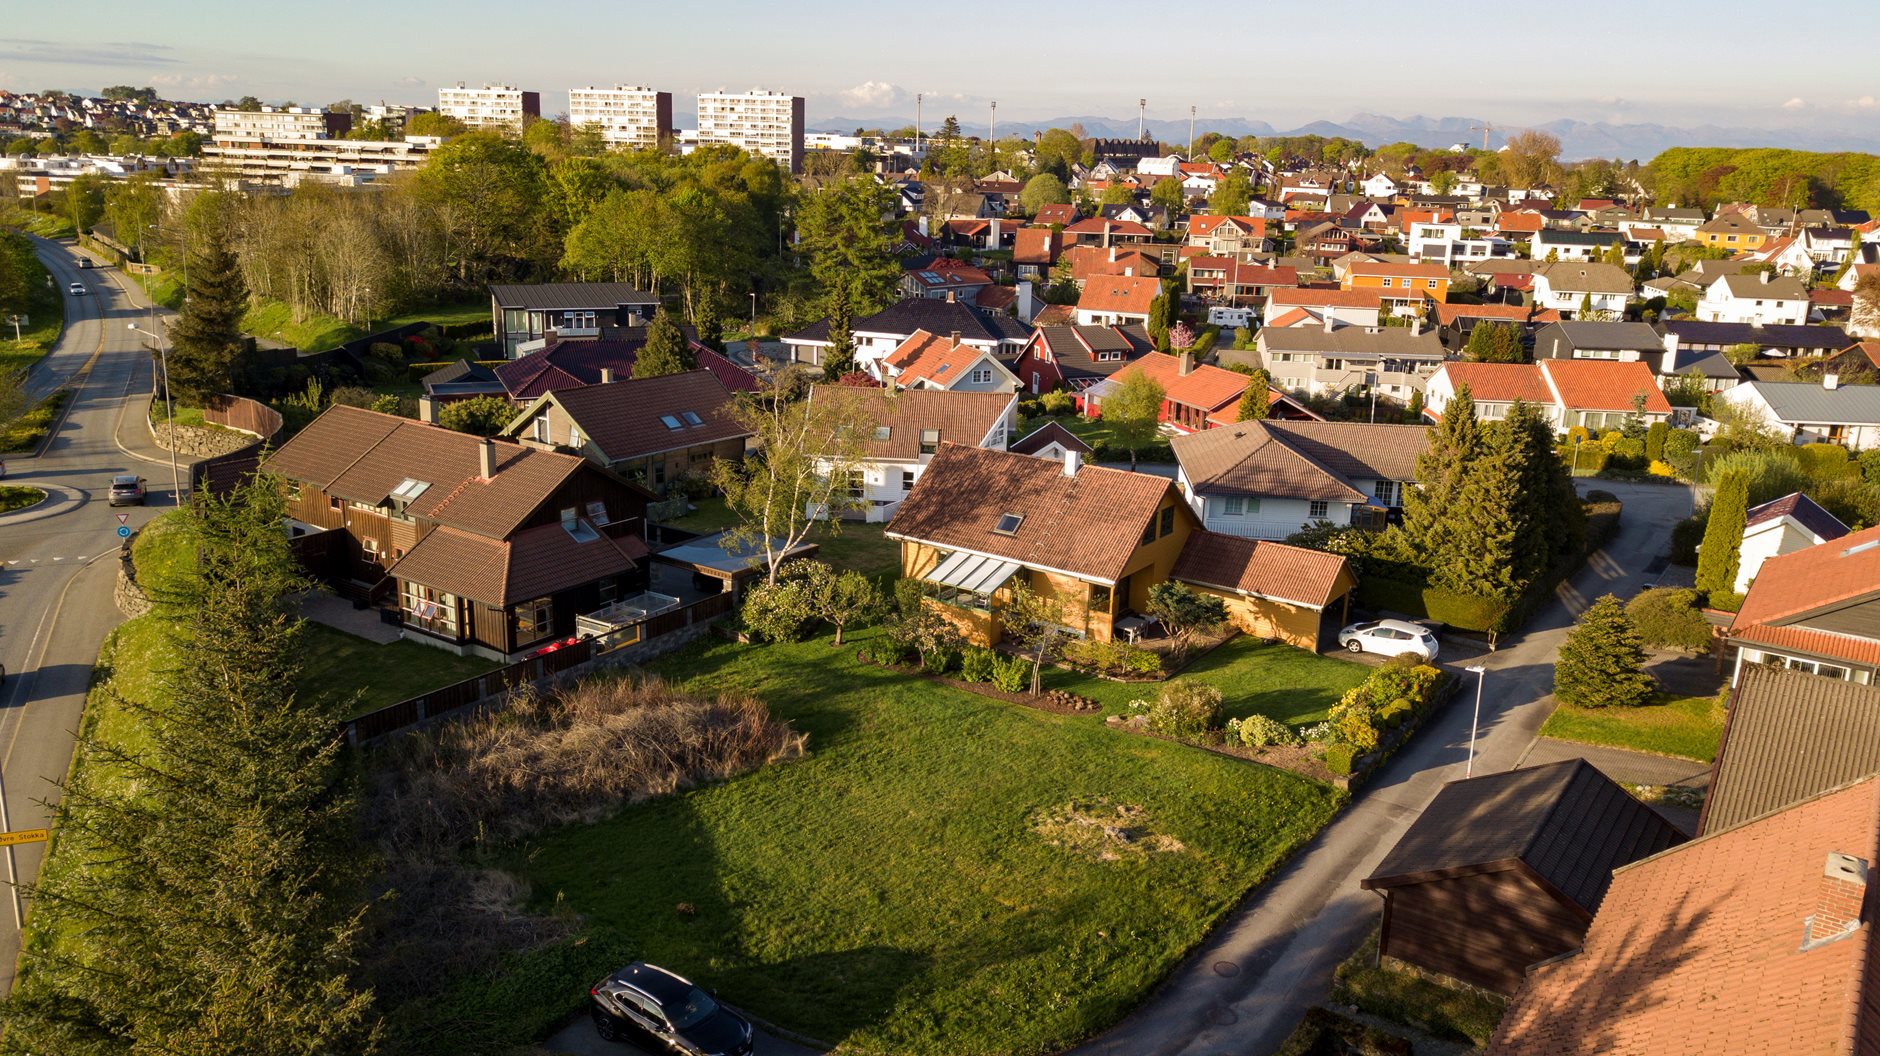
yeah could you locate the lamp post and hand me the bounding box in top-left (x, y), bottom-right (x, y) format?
top-left (748, 290), bottom-right (757, 334)
top-left (127, 322), bottom-right (184, 504)
top-left (1464, 664), bottom-right (1487, 778)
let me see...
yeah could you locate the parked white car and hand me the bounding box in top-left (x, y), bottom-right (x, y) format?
top-left (1338, 619), bottom-right (1439, 661)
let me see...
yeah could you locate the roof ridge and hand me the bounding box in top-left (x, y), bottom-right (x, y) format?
top-left (1519, 759), bottom-right (1601, 862)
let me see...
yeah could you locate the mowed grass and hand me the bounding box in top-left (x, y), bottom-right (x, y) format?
top-left (811, 521), bottom-right (902, 580)
top-left (0, 229), bottom-right (64, 372)
top-left (1047, 635), bottom-right (1371, 726)
top-left (519, 628), bottom-right (1344, 1055)
top-left (1540, 691), bottom-right (1727, 762)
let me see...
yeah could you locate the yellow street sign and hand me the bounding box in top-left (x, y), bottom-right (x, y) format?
top-left (0, 829), bottom-right (48, 847)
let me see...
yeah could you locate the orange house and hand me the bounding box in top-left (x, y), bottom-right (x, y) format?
top-left (1342, 261), bottom-right (1452, 305)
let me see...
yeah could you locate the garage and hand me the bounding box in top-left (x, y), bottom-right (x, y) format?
top-left (1169, 530), bottom-right (1357, 652)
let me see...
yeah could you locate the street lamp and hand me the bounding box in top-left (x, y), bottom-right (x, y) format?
top-left (127, 322), bottom-right (184, 504)
top-left (748, 291), bottom-right (757, 335)
top-left (1464, 665), bottom-right (1487, 778)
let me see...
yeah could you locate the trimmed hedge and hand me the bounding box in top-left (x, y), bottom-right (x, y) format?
top-left (1353, 577), bottom-right (1512, 633)
top-left (1323, 742), bottom-right (1359, 776)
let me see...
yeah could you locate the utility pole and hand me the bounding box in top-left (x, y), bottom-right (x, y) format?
top-left (1188, 105), bottom-right (1196, 159)
top-left (989, 100), bottom-right (996, 155)
top-left (915, 92), bottom-right (922, 155)
top-left (1472, 123), bottom-right (1494, 151)
top-left (1138, 98), bottom-right (1146, 141)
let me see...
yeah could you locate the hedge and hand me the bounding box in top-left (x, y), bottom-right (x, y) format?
top-left (1353, 576), bottom-right (1512, 633)
top-left (1323, 742), bottom-right (1359, 777)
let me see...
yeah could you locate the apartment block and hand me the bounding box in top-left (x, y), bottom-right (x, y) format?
top-left (437, 83), bottom-right (541, 131)
top-left (212, 106), bottom-right (350, 142)
top-left (696, 90), bottom-right (805, 171)
top-left (567, 85), bottom-right (674, 150)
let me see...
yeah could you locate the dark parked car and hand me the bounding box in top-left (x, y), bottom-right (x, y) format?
top-left (589, 963), bottom-right (753, 1055)
top-left (108, 474), bottom-right (146, 506)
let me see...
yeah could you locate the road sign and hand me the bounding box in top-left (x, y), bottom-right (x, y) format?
top-left (116, 513), bottom-right (129, 525)
top-left (116, 525), bottom-right (131, 538)
top-left (0, 829), bottom-right (47, 848)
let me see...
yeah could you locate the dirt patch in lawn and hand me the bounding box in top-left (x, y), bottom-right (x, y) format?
top-left (1031, 798), bottom-right (1186, 863)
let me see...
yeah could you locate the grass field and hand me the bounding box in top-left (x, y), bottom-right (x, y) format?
top-left (657, 501), bottom-right (904, 581)
top-left (1539, 691), bottom-right (1726, 762)
top-left (519, 629), bottom-right (1344, 1055)
top-left (0, 484), bottom-right (45, 513)
top-left (239, 294), bottom-right (492, 352)
top-left (1046, 635), bottom-right (1370, 726)
top-left (0, 230), bottom-right (64, 373)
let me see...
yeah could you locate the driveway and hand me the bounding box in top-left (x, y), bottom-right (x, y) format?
top-left (1066, 480), bottom-right (1694, 1056)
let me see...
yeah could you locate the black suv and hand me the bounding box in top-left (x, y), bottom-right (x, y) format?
top-left (589, 962), bottom-right (754, 1055)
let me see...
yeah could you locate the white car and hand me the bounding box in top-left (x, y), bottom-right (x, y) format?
top-left (67, 282), bottom-right (85, 296)
top-left (1338, 619), bottom-right (1439, 661)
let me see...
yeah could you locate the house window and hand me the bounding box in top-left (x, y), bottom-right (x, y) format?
top-left (1090, 583), bottom-right (1113, 611)
top-left (1373, 480), bottom-right (1399, 506)
top-left (919, 428), bottom-right (941, 454)
top-left (901, 469), bottom-right (916, 493)
top-left (1308, 500), bottom-right (1330, 520)
top-left (1380, 278), bottom-right (1394, 288)
top-left (532, 417), bottom-right (550, 443)
top-left (598, 577), bottom-right (619, 603)
top-left (585, 499), bottom-right (608, 524)
top-left (1140, 520), bottom-right (1156, 546)
top-left (329, 495), bottom-right (343, 511)
top-left (569, 425), bottom-right (583, 447)
top-left (514, 596), bottom-right (554, 646)
top-left (653, 461), bottom-right (668, 486)
top-left (1225, 496), bottom-right (1245, 516)
top-left (1779, 655), bottom-right (1851, 681)
top-left (993, 513), bottom-right (1025, 535)
top-left (558, 310), bottom-right (596, 330)
top-left (1158, 506), bottom-right (1175, 538)
top-left (1426, 280), bottom-right (1438, 289)
top-left (970, 368), bottom-right (993, 384)
top-left (402, 582), bottom-right (459, 638)
top-left (874, 425), bottom-right (892, 441)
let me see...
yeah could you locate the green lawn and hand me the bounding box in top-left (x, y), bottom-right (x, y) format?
top-left (1017, 413), bottom-right (1175, 463)
top-left (1540, 691), bottom-right (1726, 762)
top-left (0, 485), bottom-right (45, 514)
top-left (242, 298), bottom-right (361, 352)
top-left (519, 629), bottom-right (1344, 1055)
top-left (382, 297), bottom-right (490, 331)
top-left (0, 390), bottom-right (70, 453)
top-left (1330, 929), bottom-right (1506, 1047)
top-left (0, 230), bottom-right (64, 373)
top-left (1046, 635), bottom-right (1370, 726)
top-left (811, 521), bottom-right (901, 580)
top-left (660, 495), bottom-right (741, 534)
top-left (298, 623), bottom-right (496, 717)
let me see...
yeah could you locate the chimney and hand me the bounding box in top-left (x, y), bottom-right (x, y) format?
top-left (1017, 279), bottom-right (1034, 322)
top-left (1063, 448), bottom-right (1081, 477)
top-left (949, 330), bottom-right (962, 345)
top-left (945, 289), bottom-right (956, 303)
top-left (1411, 315), bottom-right (1424, 337)
top-left (1323, 311), bottom-right (1335, 334)
top-left (1663, 332), bottom-right (1680, 358)
top-left (478, 437), bottom-right (497, 480)
top-left (1760, 269), bottom-right (1772, 284)
top-left (600, 366), bottom-right (615, 384)
top-left (1803, 852), bottom-right (1869, 948)
top-left (1103, 220), bottom-right (1114, 248)
top-left (1179, 351), bottom-right (1194, 376)
top-left (917, 215), bottom-right (929, 237)
top-left (417, 395), bottom-right (439, 424)
top-left (1825, 372), bottom-right (1840, 391)
top-left (1108, 246), bottom-right (1119, 264)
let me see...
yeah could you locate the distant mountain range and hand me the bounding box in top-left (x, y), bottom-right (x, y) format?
top-left (810, 111), bottom-right (1870, 161)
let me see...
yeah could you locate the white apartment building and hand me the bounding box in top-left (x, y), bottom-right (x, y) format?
top-left (200, 136), bottom-right (442, 187)
top-left (567, 86), bottom-right (673, 149)
top-left (213, 106), bottom-right (347, 141)
top-left (696, 90), bottom-right (805, 171)
top-left (437, 83), bottom-right (541, 131)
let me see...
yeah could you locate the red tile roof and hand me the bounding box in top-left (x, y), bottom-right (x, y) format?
top-left (1076, 274), bottom-right (1163, 318)
top-left (1189, 214), bottom-right (1267, 239)
top-left (1012, 226), bottom-right (1062, 265)
top-left (1172, 531), bottom-right (1354, 608)
top-left (1032, 203), bottom-right (1076, 226)
top-left (1116, 351), bottom-right (1249, 414)
top-left (1065, 245), bottom-right (1161, 282)
top-left (1064, 217), bottom-right (1153, 239)
top-left (883, 329), bottom-right (1006, 389)
top-left (1431, 302), bottom-right (1563, 326)
top-left (1541, 359), bottom-right (1673, 413)
top-left (1269, 287), bottom-right (1387, 310)
top-left (1486, 776), bottom-right (1880, 1056)
top-left (1731, 523), bottom-right (1880, 668)
top-left (1438, 362), bottom-right (1554, 404)
top-left (905, 258), bottom-right (993, 291)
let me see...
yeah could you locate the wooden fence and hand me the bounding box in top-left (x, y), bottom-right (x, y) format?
top-left (342, 590), bottom-right (738, 745)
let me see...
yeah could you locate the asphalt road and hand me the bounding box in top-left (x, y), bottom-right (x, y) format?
top-left (1067, 479), bottom-right (1695, 1056)
top-left (0, 238), bottom-right (182, 994)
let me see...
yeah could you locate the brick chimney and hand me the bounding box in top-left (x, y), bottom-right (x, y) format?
top-left (949, 330), bottom-right (961, 345)
top-left (478, 437), bottom-right (498, 481)
top-left (1802, 852), bottom-right (1869, 948)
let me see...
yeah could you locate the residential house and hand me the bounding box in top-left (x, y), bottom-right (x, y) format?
top-left (1083, 351), bottom-right (1252, 433)
top-left (1031, 202), bottom-right (1077, 227)
top-left (1012, 226), bottom-right (1063, 281)
top-left (1007, 420), bottom-right (1092, 463)
top-left (1408, 220), bottom-right (1510, 266)
top-left (1661, 320), bottom-right (1856, 359)
top-left (419, 359), bottom-right (506, 405)
top-left (1485, 775), bottom-right (1880, 1056)
top-left (1430, 302), bottom-right (1562, 350)
top-left (819, 387), bottom-right (1017, 523)
top-left (1187, 258), bottom-right (1298, 306)
top-left (483, 334), bottom-right (761, 405)
top-left (881, 329), bottom-right (1020, 392)
top-left (900, 258), bottom-right (994, 302)
top-left (504, 370), bottom-right (751, 493)
top-left (490, 282), bottom-right (660, 357)
top-left (1245, 323), bottom-right (1447, 404)
top-left (1187, 214), bottom-right (1270, 256)
top-left (885, 443), bottom-right (1198, 644)
top-left (1062, 217), bottom-right (1154, 247)
top-left (1423, 359), bottom-right (1672, 432)
top-left (1696, 271), bottom-right (1811, 326)
top-left (1733, 491), bottom-right (1849, 597)
top-left (1361, 760), bottom-right (1685, 996)
top-left (264, 405), bottom-right (655, 660)
top-left (1341, 260), bottom-right (1451, 314)
top-left (1695, 211), bottom-right (1768, 251)
top-left (1529, 261), bottom-right (1635, 319)
top-left (1011, 323), bottom-right (1155, 394)
top-left (781, 296), bottom-right (1029, 372)
top-left (1262, 288), bottom-right (1386, 330)
top-left (1639, 205), bottom-right (1705, 241)
top-left (1726, 521), bottom-right (1880, 684)
top-left (1075, 274), bottom-right (1163, 327)
top-left (1532, 320), bottom-right (1663, 363)
top-left (1713, 379), bottom-right (1880, 449)
top-left (1295, 221), bottom-right (1356, 262)
top-left (1530, 228), bottom-right (1622, 262)
top-left (1169, 532), bottom-right (1356, 651)
top-left (1699, 666), bottom-right (1880, 835)
top-left (1172, 419), bottom-right (1428, 539)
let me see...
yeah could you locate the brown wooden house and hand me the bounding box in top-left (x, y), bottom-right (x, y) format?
top-left (502, 369), bottom-right (753, 494)
top-left (263, 405), bottom-right (656, 660)
top-left (1360, 759), bottom-right (1685, 995)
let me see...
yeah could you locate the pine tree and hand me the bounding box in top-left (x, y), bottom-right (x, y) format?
top-left (1555, 593), bottom-right (1656, 708)
top-left (632, 307), bottom-right (693, 379)
top-left (11, 476), bottom-right (379, 1053)
top-left (822, 282), bottom-right (856, 381)
top-left (165, 224), bottom-right (248, 402)
top-left (1406, 387), bottom-right (1424, 417)
top-left (1696, 467), bottom-right (1750, 596)
top-left (1236, 368), bottom-right (1271, 421)
top-left (1507, 399), bottom-right (1585, 581)
top-left (1400, 383), bottom-right (1482, 566)
top-left (1463, 322), bottom-right (1496, 361)
top-left (691, 295), bottom-right (724, 353)
top-left (1436, 415), bottom-right (1525, 599)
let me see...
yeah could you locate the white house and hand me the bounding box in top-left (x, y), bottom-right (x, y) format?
top-left (1408, 220), bottom-right (1511, 266)
top-left (1697, 272), bottom-right (1810, 326)
top-left (1530, 262), bottom-right (1634, 319)
top-left (1732, 492), bottom-right (1849, 595)
top-left (813, 387), bottom-right (1017, 522)
top-left (880, 330), bottom-right (1020, 392)
top-left (1074, 274), bottom-right (1161, 327)
top-left (1712, 378), bottom-right (1880, 450)
top-left (1361, 173), bottom-right (1398, 198)
top-left (1423, 359), bottom-right (1673, 433)
top-left (1171, 420), bottom-right (1428, 540)
top-left (1135, 155), bottom-right (1182, 177)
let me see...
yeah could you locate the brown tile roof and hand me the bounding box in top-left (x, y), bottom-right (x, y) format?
top-left (1189, 214), bottom-right (1268, 239)
top-left (1486, 776), bottom-right (1880, 1056)
top-left (1431, 302), bottom-right (1563, 326)
top-left (518, 370), bottom-right (750, 464)
top-left (1363, 759), bottom-right (1685, 913)
top-left (1730, 523), bottom-right (1880, 668)
top-left (1171, 531), bottom-right (1353, 608)
top-left (885, 443), bottom-right (1180, 583)
top-left (1012, 226), bottom-right (1062, 266)
top-left (815, 386), bottom-right (1014, 462)
top-left (1032, 203), bottom-right (1077, 226)
top-left (1532, 261), bottom-right (1637, 295)
top-left (1269, 287), bottom-right (1387, 310)
top-left (387, 522), bottom-right (649, 607)
top-left (1541, 360), bottom-right (1673, 413)
top-left (1347, 260), bottom-right (1451, 280)
top-left (1170, 420), bottom-right (1366, 502)
top-left (263, 405), bottom-right (587, 540)
top-left (1065, 245), bottom-right (1161, 283)
top-left (1008, 420), bottom-right (1092, 457)
top-left (1076, 274), bottom-right (1162, 317)
top-left (1703, 666), bottom-right (1880, 835)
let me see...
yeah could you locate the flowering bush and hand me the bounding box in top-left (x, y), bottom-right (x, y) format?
top-left (1228, 714), bottom-right (1300, 748)
top-left (1145, 680), bottom-right (1224, 739)
top-left (1298, 721), bottom-right (1333, 743)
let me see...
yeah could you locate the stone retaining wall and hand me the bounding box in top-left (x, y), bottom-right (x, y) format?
top-left (149, 418), bottom-right (255, 458)
top-left (115, 540), bottom-right (150, 618)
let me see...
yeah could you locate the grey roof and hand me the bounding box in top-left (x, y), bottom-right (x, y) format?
top-left (1534, 229), bottom-right (1622, 246)
top-left (1258, 327), bottom-right (1446, 360)
top-left (1548, 320), bottom-right (1662, 350)
top-left (1745, 491), bottom-right (1850, 543)
top-left (1663, 320), bottom-right (1855, 353)
top-left (1715, 273), bottom-right (1808, 300)
top-left (782, 297), bottom-right (1026, 347)
top-left (1702, 665), bottom-right (1880, 834)
top-left (421, 358), bottom-right (498, 386)
top-left (1363, 759), bottom-right (1685, 914)
top-left (1532, 262), bottom-right (1636, 294)
top-left (1662, 348), bottom-right (1741, 381)
top-left (1742, 381), bottom-right (1880, 425)
top-left (1644, 206), bottom-right (1706, 223)
top-left (487, 282), bottom-right (659, 310)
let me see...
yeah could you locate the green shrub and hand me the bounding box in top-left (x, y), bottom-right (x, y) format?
top-left (1555, 594), bottom-right (1655, 708)
top-left (1231, 714), bottom-right (1300, 748)
top-left (1670, 512), bottom-right (1706, 565)
top-left (1145, 679), bottom-right (1224, 739)
top-left (1119, 647), bottom-right (1162, 677)
top-left (1040, 390), bottom-right (1075, 415)
top-left (959, 646), bottom-right (998, 683)
top-left (991, 655), bottom-right (1030, 693)
top-left (1232, 326), bottom-right (1253, 350)
top-left (1705, 448), bottom-right (1809, 506)
top-left (1626, 588), bottom-right (1711, 651)
top-left (1610, 436), bottom-right (1646, 466)
top-left (740, 577), bottom-right (818, 642)
top-left (1664, 428), bottom-right (1699, 460)
top-left (859, 635), bottom-right (907, 666)
top-left (1707, 590), bottom-right (1746, 613)
top-left (1379, 699), bottom-right (1412, 729)
top-left (1798, 442), bottom-right (1858, 481)
top-left (1018, 397), bottom-right (1043, 419)
top-left (1323, 742), bottom-right (1359, 776)
top-left (1566, 425), bottom-right (1592, 444)
top-left (1812, 477), bottom-right (1880, 530)
top-left (922, 646), bottom-right (958, 674)
top-left (1645, 421), bottom-right (1668, 462)
top-left (1861, 449), bottom-right (1880, 486)
top-left (1585, 489), bottom-right (1619, 503)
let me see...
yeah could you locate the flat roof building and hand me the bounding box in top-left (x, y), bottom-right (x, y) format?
top-left (696, 89), bottom-right (804, 171)
top-left (212, 106), bottom-right (350, 142)
top-left (568, 85), bottom-right (673, 150)
top-left (437, 83), bottom-right (540, 131)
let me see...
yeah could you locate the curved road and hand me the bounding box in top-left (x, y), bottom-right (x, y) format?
top-left (0, 237), bottom-right (183, 993)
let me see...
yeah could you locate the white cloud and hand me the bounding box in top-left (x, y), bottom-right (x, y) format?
top-left (836, 80), bottom-right (904, 109)
top-left (1783, 96), bottom-right (1808, 110)
top-left (1847, 95), bottom-right (1880, 110)
top-left (397, 75), bottom-right (425, 87)
top-left (149, 72), bottom-right (240, 91)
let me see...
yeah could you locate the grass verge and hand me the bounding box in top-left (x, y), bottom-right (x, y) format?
top-left (1330, 928), bottom-right (1506, 1046)
top-left (1539, 691), bottom-right (1726, 762)
top-left (518, 628), bottom-right (1345, 1055)
top-left (1046, 635), bottom-right (1370, 726)
top-left (0, 390), bottom-right (71, 453)
top-left (0, 229), bottom-right (65, 372)
top-left (0, 484), bottom-right (45, 513)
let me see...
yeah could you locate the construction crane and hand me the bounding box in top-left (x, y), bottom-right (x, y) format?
top-left (1471, 123), bottom-right (1494, 151)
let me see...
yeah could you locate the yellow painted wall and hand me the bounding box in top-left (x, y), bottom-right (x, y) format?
top-left (1344, 272), bottom-right (1451, 304)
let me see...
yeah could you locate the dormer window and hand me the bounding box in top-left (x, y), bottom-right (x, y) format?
top-left (993, 513), bottom-right (1024, 535)
top-left (919, 428), bottom-right (940, 454)
top-left (874, 426), bottom-right (892, 441)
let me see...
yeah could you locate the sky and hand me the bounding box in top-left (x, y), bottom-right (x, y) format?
top-left (5, 0), bottom-right (1880, 140)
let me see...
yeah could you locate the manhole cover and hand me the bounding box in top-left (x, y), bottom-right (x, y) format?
top-left (1212, 960), bottom-right (1241, 977)
top-left (1207, 1005), bottom-right (1239, 1026)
